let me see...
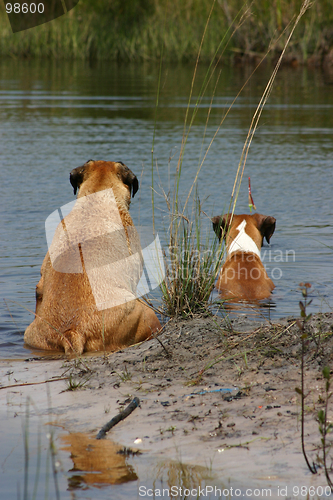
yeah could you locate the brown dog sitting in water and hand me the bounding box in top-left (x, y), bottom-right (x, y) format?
top-left (24, 160), bottom-right (161, 354)
top-left (212, 213), bottom-right (276, 301)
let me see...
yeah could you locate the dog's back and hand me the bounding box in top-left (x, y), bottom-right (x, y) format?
top-left (212, 213), bottom-right (276, 302)
top-left (24, 160), bottom-right (161, 354)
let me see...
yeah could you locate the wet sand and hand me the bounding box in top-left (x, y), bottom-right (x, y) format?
top-left (1, 312), bottom-right (333, 498)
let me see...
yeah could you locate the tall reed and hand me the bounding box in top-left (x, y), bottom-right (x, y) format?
top-left (154, 0), bottom-right (313, 318)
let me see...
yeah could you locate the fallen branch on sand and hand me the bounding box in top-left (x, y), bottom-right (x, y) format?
top-left (96, 397), bottom-right (141, 440)
top-left (0, 377), bottom-right (69, 390)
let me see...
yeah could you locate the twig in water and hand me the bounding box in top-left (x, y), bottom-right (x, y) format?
top-left (96, 397), bottom-right (141, 440)
top-left (4, 298), bottom-right (22, 335)
top-left (46, 384), bottom-right (60, 500)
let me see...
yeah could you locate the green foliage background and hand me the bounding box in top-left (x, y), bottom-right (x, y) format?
top-left (0, 0), bottom-right (332, 62)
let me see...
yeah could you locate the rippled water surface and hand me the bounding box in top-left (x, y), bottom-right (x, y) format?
top-left (0, 59), bottom-right (332, 359)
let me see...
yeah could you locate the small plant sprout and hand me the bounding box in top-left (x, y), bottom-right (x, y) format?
top-left (297, 282), bottom-right (313, 330)
top-left (116, 365), bottom-right (132, 382)
top-left (65, 372), bottom-right (91, 391)
top-left (295, 282), bottom-right (317, 475)
top-left (318, 366), bottom-right (333, 491)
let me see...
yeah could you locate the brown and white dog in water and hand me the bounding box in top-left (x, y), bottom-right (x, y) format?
top-left (24, 160), bottom-right (161, 354)
top-left (212, 213), bottom-right (276, 301)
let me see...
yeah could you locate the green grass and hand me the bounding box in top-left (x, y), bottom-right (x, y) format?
top-left (155, 0), bottom-right (314, 319)
top-left (0, 0), bottom-right (332, 62)
top-left (160, 198), bottom-right (225, 318)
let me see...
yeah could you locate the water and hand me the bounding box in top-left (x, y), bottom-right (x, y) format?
top-left (0, 59), bottom-right (332, 359)
top-left (0, 404), bottom-right (223, 500)
top-left (1, 403), bottom-right (332, 500)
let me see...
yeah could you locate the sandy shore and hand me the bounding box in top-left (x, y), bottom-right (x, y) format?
top-left (1, 312), bottom-right (333, 498)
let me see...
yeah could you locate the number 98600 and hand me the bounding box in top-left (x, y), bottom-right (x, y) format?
top-left (6, 3), bottom-right (45, 14)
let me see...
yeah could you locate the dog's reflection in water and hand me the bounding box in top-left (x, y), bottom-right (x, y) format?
top-left (60, 432), bottom-right (138, 488)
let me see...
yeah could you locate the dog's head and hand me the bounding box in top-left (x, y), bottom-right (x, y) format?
top-left (212, 213), bottom-right (276, 249)
top-left (70, 160), bottom-right (139, 205)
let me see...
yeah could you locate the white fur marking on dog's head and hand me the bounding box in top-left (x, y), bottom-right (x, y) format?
top-left (227, 219), bottom-right (261, 259)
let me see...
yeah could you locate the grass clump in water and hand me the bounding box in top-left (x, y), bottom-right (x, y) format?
top-left (160, 199), bottom-right (224, 318)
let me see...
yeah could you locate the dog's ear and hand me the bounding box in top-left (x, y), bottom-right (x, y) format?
top-left (69, 160), bottom-right (94, 195)
top-left (116, 162), bottom-right (139, 198)
top-left (253, 214), bottom-right (276, 244)
top-left (212, 214), bottom-right (231, 240)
